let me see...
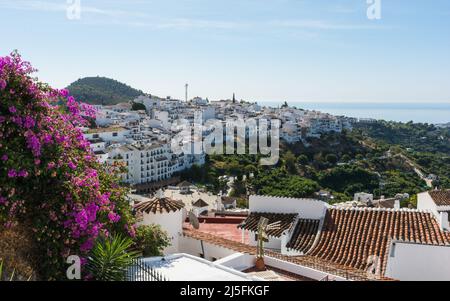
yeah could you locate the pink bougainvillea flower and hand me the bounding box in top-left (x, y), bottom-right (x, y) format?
top-left (108, 212), bottom-right (121, 223)
top-left (59, 89), bottom-right (69, 97)
top-left (18, 170), bottom-right (29, 178)
top-left (7, 169), bottom-right (17, 178)
top-left (68, 161), bottom-right (77, 170)
top-left (0, 51), bottom-right (132, 280)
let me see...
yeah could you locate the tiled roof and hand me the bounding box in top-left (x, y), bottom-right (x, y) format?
top-left (286, 219), bottom-right (320, 253)
top-left (238, 212), bottom-right (297, 237)
top-left (183, 228), bottom-right (390, 281)
top-left (177, 181), bottom-right (192, 187)
top-left (374, 198), bottom-right (397, 209)
top-left (307, 208), bottom-right (450, 276)
top-left (221, 196), bottom-right (237, 205)
top-left (192, 199), bottom-right (209, 208)
top-left (134, 197), bottom-right (185, 214)
top-left (429, 190), bottom-right (450, 207)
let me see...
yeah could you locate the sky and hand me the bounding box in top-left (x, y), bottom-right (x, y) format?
top-left (1, 0), bottom-right (450, 103)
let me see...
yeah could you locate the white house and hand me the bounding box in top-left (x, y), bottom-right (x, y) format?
top-left (134, 190), bottom-right (186, 255)
top-left (418, 190), bottom-right (450, 230)
top-left (354, 192), bottom-right (374, 204)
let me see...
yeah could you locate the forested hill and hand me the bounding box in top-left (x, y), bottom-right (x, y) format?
top-left (66, 77), bottom-right (145, 105)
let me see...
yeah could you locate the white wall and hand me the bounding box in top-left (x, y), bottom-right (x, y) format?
top-left (215, 253), bottom-right (256, 271)
top-left (178, 219), bottom-right (351, 281)
top-left (84, 129), bottom-right (130, 143)
top-left (385, 242), bottom-right (450, 281)
top-left (202, 107), bottom-right (216, 121)
top-left (90, 142), bottom-right (106, 152)
top-left (417, 192), bottom-right (439, 219)
top-left (263, 256), bottom-right (347, 281)
top-left (249, 195), bottom-right (327, 219)
top-left (192, 206), bottom-right (209, 217)
top-left (179, 236), bottom-right (237, 261)
top-left (248, 232), bottom-right (282, 250)
top-left (141, 209), bottom-right (183, 255)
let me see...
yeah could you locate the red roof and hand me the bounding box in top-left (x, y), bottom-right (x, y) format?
top-left (286, 219), bottom-right (320, 253)
top-left (307, 208), bottom-right (450, 276)
top-left (183, 227), bottom-right (391, 281)
top-left (238, 212), bottom-right (297, 237)
top-left (184, 221), bottom-right (249, 244)
top-left (134, 197), bottom-right (184, 214)
top-left (429, 190), bottom-right (450, 207)
top-left (183, 206), bottom-right (449, 279)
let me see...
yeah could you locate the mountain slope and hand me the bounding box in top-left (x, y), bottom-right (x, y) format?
top-left (66, 77), bottom-right (145, 105)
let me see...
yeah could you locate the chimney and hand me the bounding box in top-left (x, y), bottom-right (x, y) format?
top-left (439, 211), bottom-right (449, 231)
top-left (394, 199), bottom-right (400, 210)
top-left (156, 189), bottom-right (164, 199)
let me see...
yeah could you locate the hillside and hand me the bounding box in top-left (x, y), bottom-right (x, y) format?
top-left (66, 76), bottom-right (145, 105)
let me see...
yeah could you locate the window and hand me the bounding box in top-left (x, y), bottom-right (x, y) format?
top-left (93, 134), bottom-right (99, 139)
top-left (112, 132), bottom-right (118, 137)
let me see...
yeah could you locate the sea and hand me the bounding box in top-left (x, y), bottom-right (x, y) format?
top-left (257, 102), bottom-right (450, 125)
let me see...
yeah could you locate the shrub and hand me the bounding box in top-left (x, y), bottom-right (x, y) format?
top-left (0, 52), bottom-right (136, 279)
top-left (131, 102), bottom-right (146, 111)
top-left (134, 225), bottom-right (171, 257)
top-left (86, 235), bottom-right (139, 281)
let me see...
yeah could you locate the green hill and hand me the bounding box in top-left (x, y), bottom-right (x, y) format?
top-left (66, 77), bottom-right (145, 105)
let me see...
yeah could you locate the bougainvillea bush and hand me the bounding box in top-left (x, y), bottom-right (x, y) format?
top-left (0, 51), bottom-right (135, 280)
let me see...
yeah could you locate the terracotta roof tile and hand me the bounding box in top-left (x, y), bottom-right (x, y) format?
top-left (221, 196), bottom-right (238, 205)
top-left (238, 212), bottom-right (297, 238)
top-left (183, 228), bottom-right (391, 281)
top-left (134, 197), bottom-right (185, 214)
top-left (286, 219), bottom-right (320, 253)
top-left (429, 190), bottom-right (450, 207)
top-left (177, 181), bottom-right (192, 187)
top-left (307, 208), bottom-right (450, 275)
top-left (192, 199), bottom-right (209, 208)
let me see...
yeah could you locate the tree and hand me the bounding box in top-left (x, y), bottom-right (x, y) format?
top-left (325, 154), bottom-right (338, 165)
top-left (66, 76), bottom-right (144, 105)
top-left (341, 154), bottom-right (351, 163)
top-left (244, 164), bottom-right (257, 177)
top-left (134, 225), bottom-right (171, 257)
top-left (283, 151), bottom-right (297, 174)
top-left (297, 154), bottom-right (309, 165)
top-left (318, 165), bottom-right (379, 196)
top-left (251, 168), bottom-right (319, 198)
top-left (231, 178), bottom-right (247, 197)
top-left (0, 52), bottom-right (135, 280)
top-left (131, 102), bottom-right (146, 111)
top-left (355, 154), bottom-right (364, 160)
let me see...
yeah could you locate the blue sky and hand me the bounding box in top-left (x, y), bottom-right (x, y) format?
top-left (1, 0), bottom-right (450, 103)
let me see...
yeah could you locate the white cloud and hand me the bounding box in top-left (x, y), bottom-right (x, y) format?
top-left (0, 0), bottom-right (385, 32)
top-left (0, 0), bottom-right (147, 18)
top-left (270, 19), bottom-right (383, 30)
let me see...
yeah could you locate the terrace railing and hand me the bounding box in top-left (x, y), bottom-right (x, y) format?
top-left (126, 258), bottom-right (169, 282)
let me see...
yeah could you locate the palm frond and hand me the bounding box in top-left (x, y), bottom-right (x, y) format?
top-left (87, 235), bottom-right (140, 281)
